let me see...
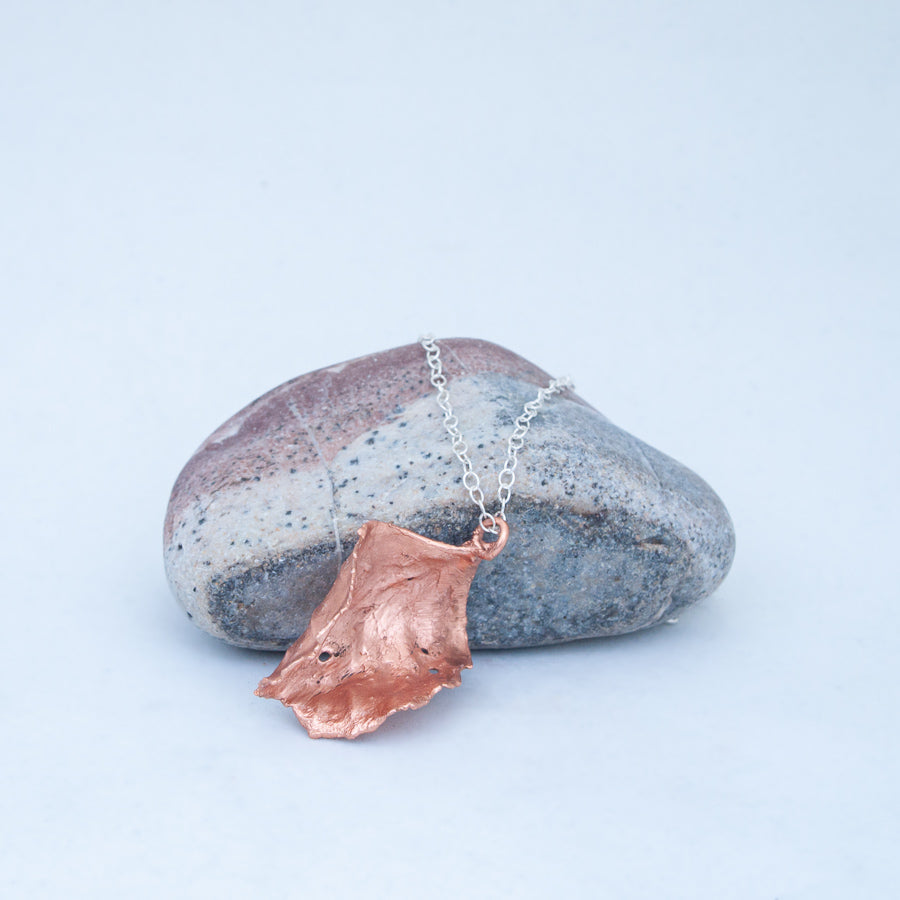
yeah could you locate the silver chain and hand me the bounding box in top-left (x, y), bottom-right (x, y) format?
top-left (419, 335), bottom-right (574, 534)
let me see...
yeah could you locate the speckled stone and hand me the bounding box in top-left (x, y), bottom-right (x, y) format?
top-left (163, 338), bottom-right (735, 650)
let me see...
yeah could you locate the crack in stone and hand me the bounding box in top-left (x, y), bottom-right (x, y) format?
top-left (288, 397), bottom-right (343, 570)
top-left (631, 436), bottom-right (664, 492)
top-left (444, 342), bottom-right (469, 376)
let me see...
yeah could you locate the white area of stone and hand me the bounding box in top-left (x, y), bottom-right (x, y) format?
top-left (165, 464), bottom-right (337, 634)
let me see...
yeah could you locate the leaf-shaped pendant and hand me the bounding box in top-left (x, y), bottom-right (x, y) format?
top-left (256, 518), bottom-right (509, 739)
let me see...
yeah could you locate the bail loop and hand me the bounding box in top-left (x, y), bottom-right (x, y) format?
top-left (480, 511), bottom-right (499, 534)
top-left (471, 516), bottom-right (509, 560)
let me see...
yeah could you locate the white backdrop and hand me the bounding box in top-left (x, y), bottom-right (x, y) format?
top-left (2, 3), bottom-right (898, 898)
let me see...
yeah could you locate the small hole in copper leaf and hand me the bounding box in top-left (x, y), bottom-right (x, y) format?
top-left (420, 648), bottom-right (429, 654)
top-left (429, 668), bottom-right (439, 675)
top-left (318, 651), bottom-right (332, 662)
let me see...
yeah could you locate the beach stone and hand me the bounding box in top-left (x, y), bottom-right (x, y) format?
top-left (163, 338), bottom-right (735, 650)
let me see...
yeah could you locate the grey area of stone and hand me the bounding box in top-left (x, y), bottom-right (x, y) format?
top-left (165, 368), bottom-right (735, 651)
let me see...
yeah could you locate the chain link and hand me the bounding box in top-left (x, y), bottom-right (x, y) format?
top-left (419, 335), bottom-right (573, 533)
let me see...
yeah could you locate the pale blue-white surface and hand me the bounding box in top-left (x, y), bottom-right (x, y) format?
top-left (1, 3), bottom-right (897, 898)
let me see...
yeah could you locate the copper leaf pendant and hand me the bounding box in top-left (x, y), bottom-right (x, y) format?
top-left (256, 518), bottom-right (508, 739)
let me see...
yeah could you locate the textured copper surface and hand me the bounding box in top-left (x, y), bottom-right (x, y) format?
top-left (256, 519), bottom-right (509, 739)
